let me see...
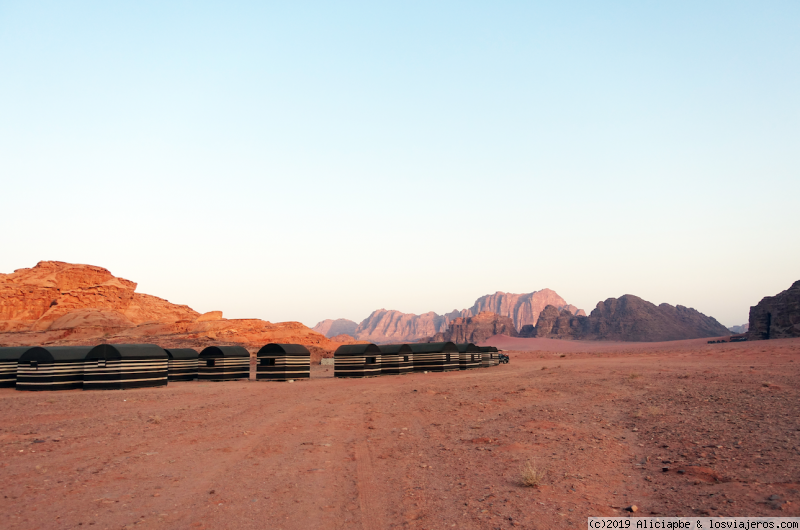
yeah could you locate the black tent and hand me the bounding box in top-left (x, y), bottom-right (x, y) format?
top-left (378, 344), bottom-right (413, 375)
top-left (164, 348), bottom-right (199, 381)
top-left (84, 344), bottom-right (168, 390)
top-left (408, 342), bottom-right (459, 372)
top-left (16, 346), bottom-right (92, 391)
top-left (455, 343), bottom-right (482, 370)
top-left (0, 347), bottom-right (33, 388)
top-left (334, 344), bottom-right (381, 378)
top-left (479, 346), bottom-right (500, 367)
top-left (198, 346), bottom-right (250, 381)
top-left (256, 343), bottom-right (310, 381)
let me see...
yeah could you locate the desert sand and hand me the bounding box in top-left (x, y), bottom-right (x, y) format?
top-left (1, 337), bottom-right (799, 529)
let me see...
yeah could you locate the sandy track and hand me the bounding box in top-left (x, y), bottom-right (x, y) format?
top-left (1, 338), bottom-right (799, 529)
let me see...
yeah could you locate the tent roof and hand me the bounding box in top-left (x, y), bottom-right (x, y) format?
top-left (379, 344), bottom-right (413, 354)
top-left (20, 346), bottom-right (92, 362)
top-left (409, 342), bottom-right (458, 354)
top-left (0, 347), bottom-right (32, 361)
top-left (479, 346), bottom-right (499, 353)
top-left (455, 343), bottom-right (481, 353)
top-left (164, 348), bottom-right (199, 360)
top-left (334, 344), bottom-right (381, 355)
top-left (87, 344), bottom-right (168, 360)
top-left (199, 345), bottom-right (250, 358)
top-left (257, 343), bottom-right (311, 355)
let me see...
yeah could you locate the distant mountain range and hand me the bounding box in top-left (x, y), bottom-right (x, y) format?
top-left (524, 295), bottom-right (731, 342)
top-left (312, 289), bottom-right (583, 343)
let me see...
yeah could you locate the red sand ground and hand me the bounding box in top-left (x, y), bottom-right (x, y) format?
top-left (1, 338), bottom-right (799, 529)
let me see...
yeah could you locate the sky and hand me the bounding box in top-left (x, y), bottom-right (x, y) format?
top-left (1, 1), bottom-right (798, 328)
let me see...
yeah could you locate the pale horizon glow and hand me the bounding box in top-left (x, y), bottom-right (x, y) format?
top-left (1, 1), bottom-right (798, 329)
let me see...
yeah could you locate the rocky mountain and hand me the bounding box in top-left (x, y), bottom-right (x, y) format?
top-left (728, 324), bottom-right (749, 334)
top-left (0, 261), bottom-right (198, 332)
top-left (0, 261), bottom-right (357, 362)
top-left (312, 318), bottom-right (358, 338)
top-left (338, 288), bottom-right (582, 343)
top-left (428, 312), bottom-right (518, 344)
top-left (464, 290), bottom-right (584, 330)
top-left (527, 295), bottom-right (731, 342)
top-left (353, 309), bottom-right (448, 344)
top-left (748, 280), bottom-right (800, 340)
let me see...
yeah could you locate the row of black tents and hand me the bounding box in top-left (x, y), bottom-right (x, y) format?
top-left (332, 342), bottom-right (500, 377)
top-left (0, 341), bottom-right (501, 391)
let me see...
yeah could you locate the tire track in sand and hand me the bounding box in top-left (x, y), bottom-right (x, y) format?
top-left (354, 442), bottom-right (384, 530)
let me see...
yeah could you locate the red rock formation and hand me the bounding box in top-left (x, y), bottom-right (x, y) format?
top-left (0, 261), bottom-right (364, 362)
top-left (344, 289), bottom-right (583, 343)
top-left (0, 261), bottom-right (198, 332)
top-left (748, 280), bottom-right (800, 340)
top-left (531, 296), bottom-right (731, 342)
top-left (312, 318), bottom-right (358, 338)
top-left (354, 309), bottom-right (448, 344)
top-left (463, 290), bottom-right (585, 330)
top-left (430, 312), bottom-right (519, 344)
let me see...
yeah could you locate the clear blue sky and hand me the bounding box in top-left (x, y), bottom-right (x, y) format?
top-left (1, 1), bottom-right (798, 328)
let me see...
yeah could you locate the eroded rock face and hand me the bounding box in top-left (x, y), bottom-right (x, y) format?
top-left (196, 311), bottom-right (224, 322)
top-left (748, 281), bottom-right (800, 341)
top-left (0, 261), bottom-right (198, 332)
top-left (341, 289), bottom-right (583, 343)
top-left (532, 295), bottom-right (730, 342)
top-left (354, 310), bottom-right (448, 344)
top-left (312, 318), bottom-right (358, 338)
top-left (0, 261), bottom-right (365, 361)
top-left (430, 311), bottom-right (519, 344)
top-left (465, 290), bottom-right (585, 330)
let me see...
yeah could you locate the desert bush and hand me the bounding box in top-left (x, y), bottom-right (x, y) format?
top-left (520, 460), bottom-right (547, 487)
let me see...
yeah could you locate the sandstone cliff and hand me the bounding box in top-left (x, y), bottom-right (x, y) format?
top-left (345, 289), bottom-right (583, 343)
top-left (530, 295), bottom-right (730, 342)
top-left (0, 261), bottom-right (359, 362)
top-left (0, 261), bottom-right (198, 332)
top-left (748, 280), bottom-right (800, 340)
top-left (354, 309), bottom-right (448, 344)
top-left (429, 311), bottom-right (518, 344)
top-left (312, 318), bottom-right (358, 338)
top-left (463, 290), bottom-right (585, 329)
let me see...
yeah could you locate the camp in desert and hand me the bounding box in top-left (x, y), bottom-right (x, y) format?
top-left (1, 2), bottom-right (798, 529)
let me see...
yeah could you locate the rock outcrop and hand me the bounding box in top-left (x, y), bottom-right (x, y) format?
top-left (463, 290), bottom-right (585, 330)
top-left (728, 324), bottom-right (749, 334)
top-left (354, 310), bottom-right (448, 344)
top-left (429, 312), bottom-right (518, 344)
top-left (0, 261), bottom-right (362, 362)
top-left (0, 261), bottom-right (198, 332)
top-left (748, 281), bottom-right (800, 341)
top-left (332, 288), bottom-right (583, 343)
top-left (530, 295), bottom-right (730, 342)
top-left (312, 318), bottom-right (358, 338)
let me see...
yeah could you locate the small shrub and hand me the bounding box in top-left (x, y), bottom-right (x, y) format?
top-left (560, 354), bottom-right (566, 358)
top-left (520, 460), bottom-right (547, 487)
top-left (629, 373), bottom-right (641, 379)
top-left (541, 366), bottom-right (547, 371)
top-left (148, 415), bottom-right (162, 424)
